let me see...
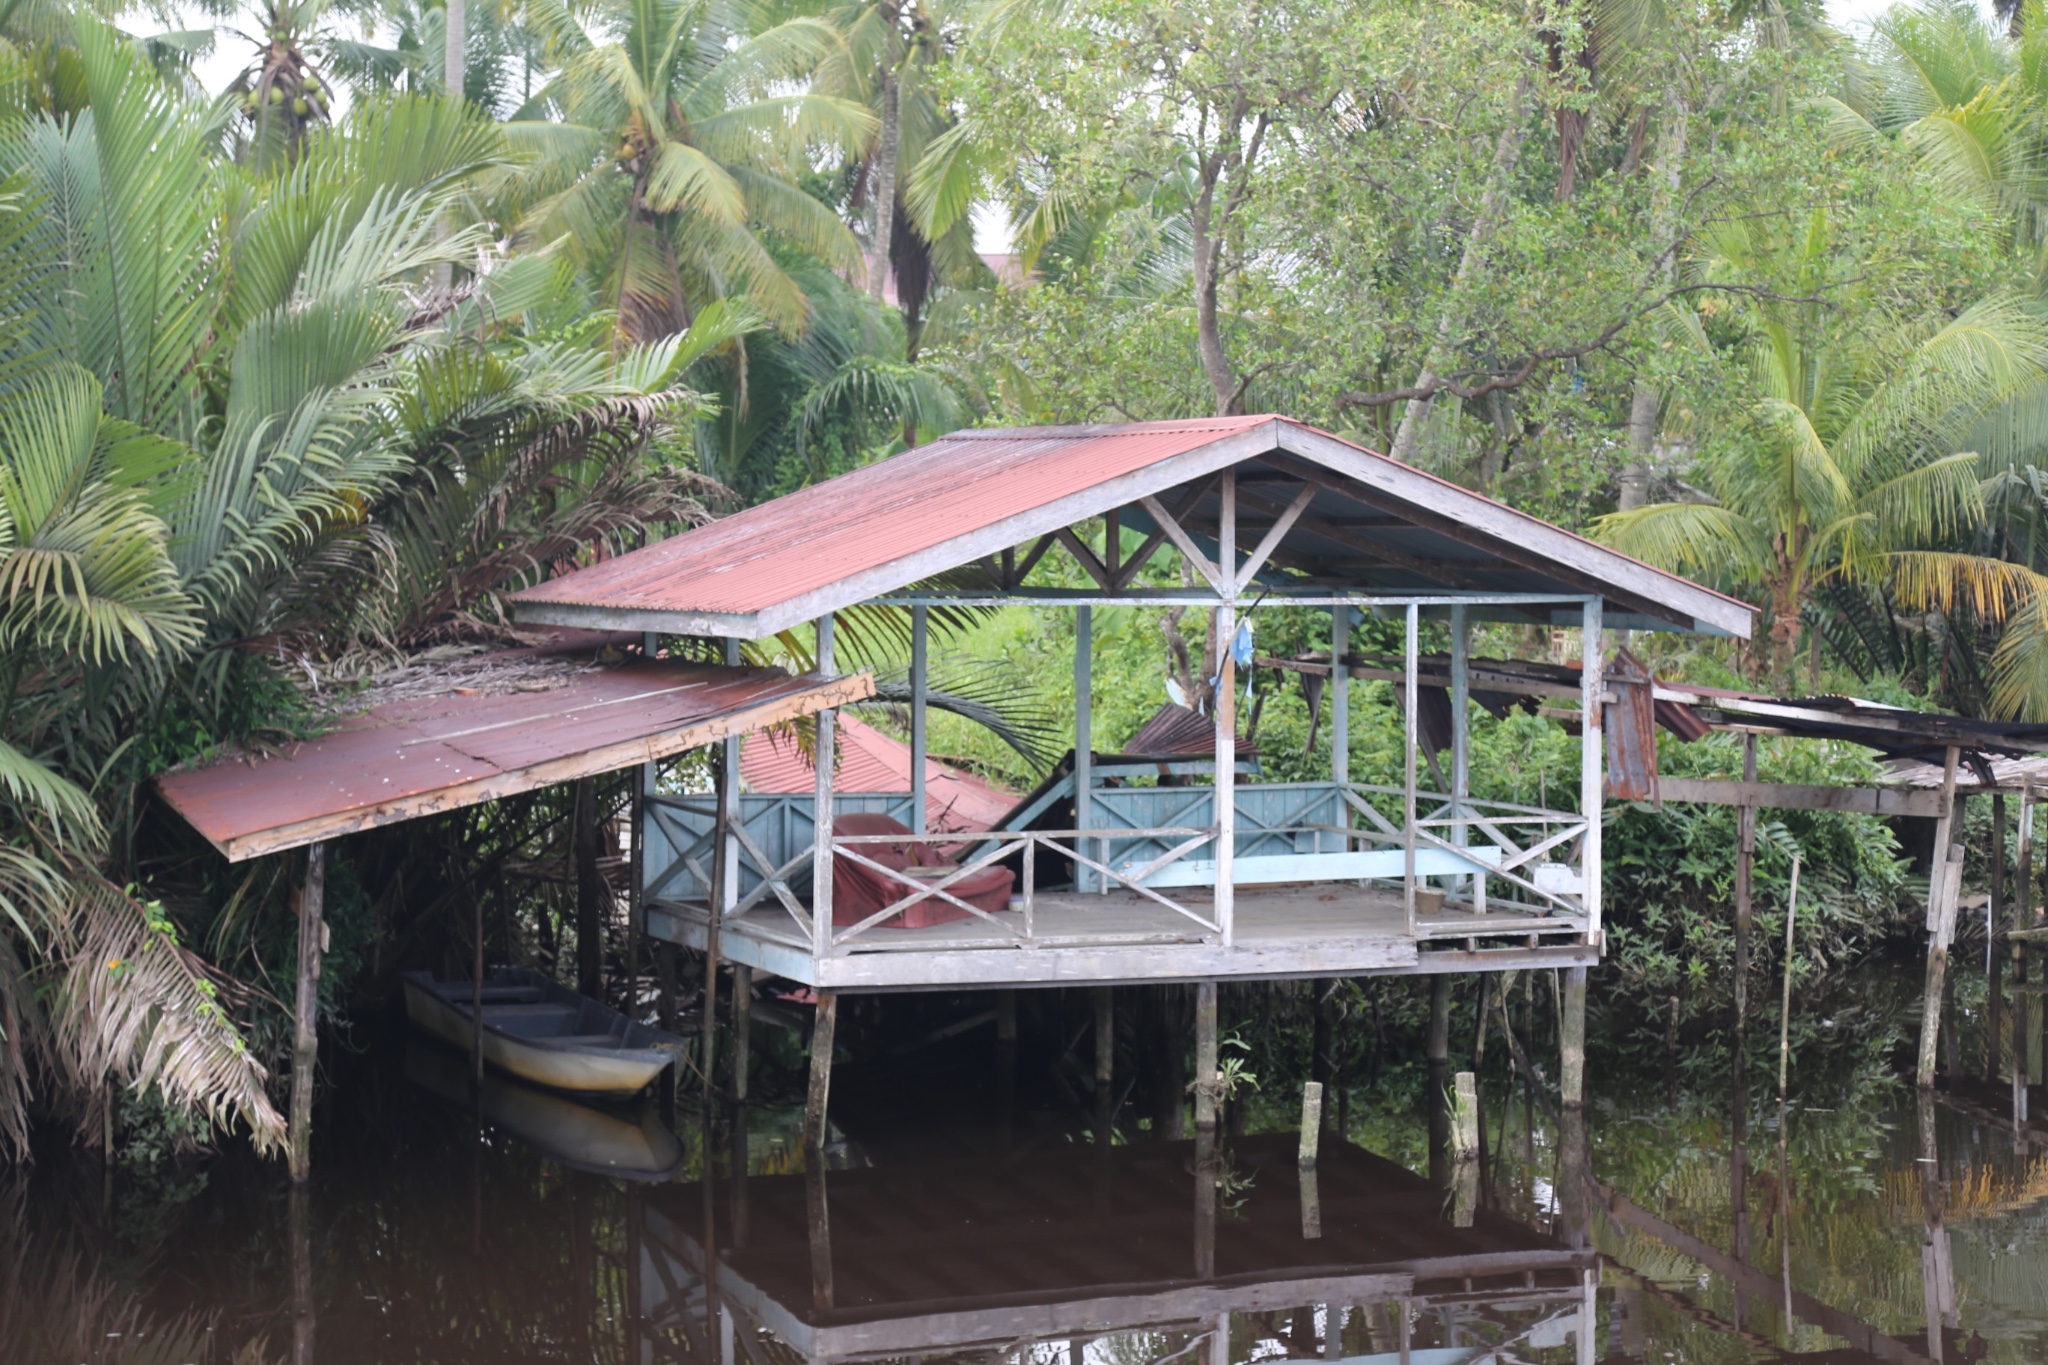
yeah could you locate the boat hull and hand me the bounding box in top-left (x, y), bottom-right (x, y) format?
top-left (403, 972), bottom-right (679, 1096)
top-left (404, 1045), bottom-right (683, 1180)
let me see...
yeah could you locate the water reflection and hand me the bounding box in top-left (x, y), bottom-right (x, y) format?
top-left (643, 1131), bottom-right (1595, 1365)
top-left (4, 1027), bottom-right (2048, 1365)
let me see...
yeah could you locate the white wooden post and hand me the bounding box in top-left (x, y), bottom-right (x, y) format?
top-left (1330, 606), bottom-right (1348, 854)
top-left (1403, 601), bottom-right (1419, 936)
top-left (1580, 597), bottom-right (1604, 945)
top-left (910, 603), bottom-right (928, 836)
top-left (720, 636), bottom-right (740, 915)
top-left (1450, 605), bottom-right (1471, 903)
top-left (1075, 604), bottom-right (1093, 893)
top-left (1215, 471), bottom-right (1237, 947)
top-left (812, 616), bottom-right (835, 959)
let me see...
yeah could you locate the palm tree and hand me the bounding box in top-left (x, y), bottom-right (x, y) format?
top-left (0, 18), bottom-right (755, 1159)
top-left (507, 0), bottom-right (873, 342)
top-left (222, 0), bottom-right (351, 169)
top-left (824, 0), bottom-right (987, 355)
top-left (1597, 208), bottom-right (2048, 686)
top-left (1827, 0), bottom-right (2048, 254)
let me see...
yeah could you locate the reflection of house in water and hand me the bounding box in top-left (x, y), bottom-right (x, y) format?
top-left (635, 1134), bottom-right (1597, 1365)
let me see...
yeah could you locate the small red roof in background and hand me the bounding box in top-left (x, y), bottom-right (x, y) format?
top-left (741, 715), bottom-right (1016, 833)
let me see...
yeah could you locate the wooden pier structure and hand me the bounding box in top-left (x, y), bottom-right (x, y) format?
top-left (513, 415), bottom-right (1753, 1121)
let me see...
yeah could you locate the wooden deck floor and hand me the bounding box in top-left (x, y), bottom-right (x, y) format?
top-left (646, 883), bottom-right (1593, 990)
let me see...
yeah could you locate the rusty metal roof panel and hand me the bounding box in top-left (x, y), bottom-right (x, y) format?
top-left (512, 415), bottom-right (1754, 639)
top-left (156, 660), bottom-right (872, 862)
top-left (513, 416), bottom-right (1274, 622)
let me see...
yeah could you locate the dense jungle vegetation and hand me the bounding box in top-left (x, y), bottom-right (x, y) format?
top-left (2, 0), bottom-right (2045, 1164)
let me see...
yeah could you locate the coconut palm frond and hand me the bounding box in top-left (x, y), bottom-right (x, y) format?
top-left (864, 654), bottom-right (1062, 770)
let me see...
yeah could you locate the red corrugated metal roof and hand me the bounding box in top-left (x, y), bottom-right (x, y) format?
top-left (157, 660), bottom-right (872, 862)
top-left (515, 416), bottom-right (1271, 621)
top-left (511, 415), bottom-right (1753, 638)
top-left (740, 715), bottom-right (1017, 832)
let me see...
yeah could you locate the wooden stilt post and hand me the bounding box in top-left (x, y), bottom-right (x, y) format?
top-left (1734, 732), bottom-right (1757, 1084)
top-left (804, 990), bottom-right (838, 1156)
top-left (806, 1154), bottom-right (834, 1313)
top-left (1562, 965), bottom-right (1588, 1110)
top-left (289, 842), bottom-right (326, 1185)
top-left (1426, 975), bottom-right (1451, 1182)
top-left (1194, 981), bottom-right (1219, 1131)
top-left (573, 777), bottom-right (605, 999)
top-left (1076, 604), bottom-right (1093, 893)
top-left (1579, 597), bottom-right (1603, 946)
top-left (2017, 784), bottom-right (2034, 1128)
top-left (1450, 605), bottom-right (1471, 904)
top-left (1402, 602), bottom-right (1419, 937)
top-left (1215, 469), bottom-right (1237, 945)
top-left (471, 880), bottom-right (485, 1087)
top-left (1332, 605), bottom-right (1349, 828)
top-left (1990, 794), bottom-right (2006, 1082)
top-left (656, 943), bottom-right (677, 1031)
top-left (996, 988), bottom-right (1017, 1146)
top-left (1094, 984), bottom-right (1114, 1145)
top-left (1193, 1120), bottom-right (1217, 1279)
top-left (1299, 1082), bottom-right (1324, 1169)
top-left (812, 618), bottom-right (836, 962)
top-left (732, 963), bottom-right (752, 1103)
top-left (706, 639), bottom-right (740, 1100)
top-left (290, 1182), bottom-right (315, 1365)
top-left (1918, 747), bottom-right (1963, 1089)
top-left (910, 604), bottom-right (928, 835)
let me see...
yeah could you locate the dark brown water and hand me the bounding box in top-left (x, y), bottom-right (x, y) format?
top-left (3, 1005), bottom-right (2045, 1365)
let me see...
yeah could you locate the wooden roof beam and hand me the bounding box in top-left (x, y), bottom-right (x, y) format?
top-left (1259, 450), bottom-right (1690, 627)
top-left (1234, 483), bottom-right (1489, 590)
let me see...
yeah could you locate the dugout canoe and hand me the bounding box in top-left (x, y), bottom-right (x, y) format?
top-left (402, 967), bottom-right (685, 1096)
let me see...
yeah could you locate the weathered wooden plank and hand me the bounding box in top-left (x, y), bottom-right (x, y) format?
top-left (1640, 776), bottom-right (1945, 818)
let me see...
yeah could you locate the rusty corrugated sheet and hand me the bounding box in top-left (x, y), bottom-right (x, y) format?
top-left (740, 715), bottom-right (1017, 832)
top-left (1605, 650), bottom-right (1660, 801)
top-left (514, 416), bottom-right (1273, 618)
top-left (156, 661), bottom-right (872, 862)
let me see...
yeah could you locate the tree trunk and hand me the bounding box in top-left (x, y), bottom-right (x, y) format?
top-left (1388, 75), bottom-right (1535, 466)
top-left (1189, 99), bottom-right (1268, 416)
top-left (868, 53), bottom-right (900, 304)
top-left (1618, 92), bottom-right (1690, 511)
top-left (1191, 188), bottom-right (1237, 414)
top-left (445, 0), bottom-right (465, 98)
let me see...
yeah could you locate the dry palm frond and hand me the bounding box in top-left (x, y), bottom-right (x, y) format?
top-left (51, 874), bottom-right (284, 1157)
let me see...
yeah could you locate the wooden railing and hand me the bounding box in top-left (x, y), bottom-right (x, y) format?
top-left (643, 781), bottom-right (1592, 954)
